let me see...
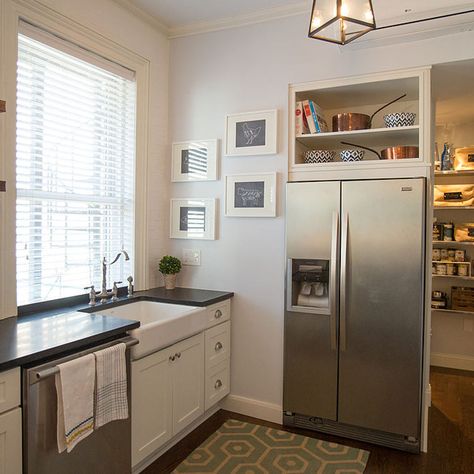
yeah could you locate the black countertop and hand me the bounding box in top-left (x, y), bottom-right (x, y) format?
top-left (0, 287), bottom-right (233, 372)
top-left (135, 287), bottom-right (233, 307)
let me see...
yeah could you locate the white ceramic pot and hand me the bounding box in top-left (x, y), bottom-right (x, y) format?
top-left (163, 273), bottom-right (177, 290)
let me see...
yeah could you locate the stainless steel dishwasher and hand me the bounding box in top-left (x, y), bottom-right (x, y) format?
top-left (23, 336), bottom-right (137, 474)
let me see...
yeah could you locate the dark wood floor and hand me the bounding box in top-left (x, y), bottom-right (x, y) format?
top-left (144, 367), bottom-right (474, 474)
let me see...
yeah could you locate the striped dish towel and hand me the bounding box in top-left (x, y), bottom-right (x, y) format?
top-left (94, 343), bottom-right (129, 428)
top-left (55, 354), bottom-right (95, 453)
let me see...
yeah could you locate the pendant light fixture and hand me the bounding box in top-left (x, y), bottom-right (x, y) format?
top-left (308, 1), bottom-right (474, 45)
top-left (308, 0), bottom-right (376, 45)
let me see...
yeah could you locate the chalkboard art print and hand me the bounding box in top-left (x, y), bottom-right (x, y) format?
top-left (225, 110), bottom-right (277, 156)
top-left (171, 140), bottom-right (218, 182)
top-left (225, 173), bottom-right (277, 217)
top-left (170, 198), bottom-right (216, 240)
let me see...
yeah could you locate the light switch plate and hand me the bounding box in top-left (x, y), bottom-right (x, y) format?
top-left (183, 249), bottom-right (201, 266)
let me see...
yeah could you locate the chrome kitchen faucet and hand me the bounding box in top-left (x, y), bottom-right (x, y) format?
top-left (96, 250), bottom-right (130, 303)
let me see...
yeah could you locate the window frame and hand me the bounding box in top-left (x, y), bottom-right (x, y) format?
top-left (0, 0), bottom-right (150, 318)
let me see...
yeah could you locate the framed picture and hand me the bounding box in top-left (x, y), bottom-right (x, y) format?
top-left (171, 139), bottom-right (218, 182)
top-left (225, 110), bottom-right (277, 156)
top-left (170, 198), bottom-right (216, 240)
top-left (225, 173), bottom-right (277, 217)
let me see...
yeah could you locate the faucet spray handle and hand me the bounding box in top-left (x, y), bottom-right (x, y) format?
top-left (84, 285), bottom-right (96, 306)
top-left (127, 276), bottom-right (134, 298)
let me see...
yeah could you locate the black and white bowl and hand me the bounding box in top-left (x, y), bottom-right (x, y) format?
top-left (304, 150), bottom-right (335, 164)
top-left (383, 112), bottom-right (416, 128)
top-left (340, 149), bottom-right (364, 162)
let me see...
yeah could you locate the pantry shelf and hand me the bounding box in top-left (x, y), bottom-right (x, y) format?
top-left (432, 274), bottom-right (474, 281)
top-left (431, 308), bottom-right (474, 315)
top-left (435, 170), bottom-right (474, 177)
top-left (434, 206), bottom-right (474, 210)
top-left (432, 241), bottom-right (474, 246)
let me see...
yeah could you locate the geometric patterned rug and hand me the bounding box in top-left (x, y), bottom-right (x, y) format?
top-left (173, 419), bottom-right (369, 473)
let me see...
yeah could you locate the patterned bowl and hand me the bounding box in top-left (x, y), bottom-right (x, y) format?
top-left (383, 112), bottom-right (416, 128)
top-left (340, 149), bottom-right (364, 162)
top-left (304, 150), bottom-right (335, 164)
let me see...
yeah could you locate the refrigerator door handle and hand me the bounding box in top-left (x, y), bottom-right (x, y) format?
top-left (340, 212), bottom-right (349, 351)
top-left (329, 210), bottom-right (339, 351)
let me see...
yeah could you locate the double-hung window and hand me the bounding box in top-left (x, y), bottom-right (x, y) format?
top-left (16, 24), bottom-right (136, 306)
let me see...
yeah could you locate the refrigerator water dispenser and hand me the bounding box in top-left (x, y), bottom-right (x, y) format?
top-left (288, 259), bottom-right (330, 313)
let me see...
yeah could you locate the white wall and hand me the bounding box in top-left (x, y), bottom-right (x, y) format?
top-left (169, 14), bottom-right (474, 412)
top-left (1, 0), bottom-right (170, 293)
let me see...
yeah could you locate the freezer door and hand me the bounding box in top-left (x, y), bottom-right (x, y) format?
top-left (338, 178), bottom-right (425, 438)
top-left (284, 181), bottom-right (340, 420)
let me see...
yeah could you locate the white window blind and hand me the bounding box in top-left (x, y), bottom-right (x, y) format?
top-left (16, 29), bottom-right (136, 306)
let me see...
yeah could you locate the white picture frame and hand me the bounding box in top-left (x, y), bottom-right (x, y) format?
top-left (225, 173), bottom-right (277, 217)
top-left (225, 110), bottom-right (278, 156)
top-left (170, 198), bottom-right (216, 240)
top-left (171, 139), bottom-right (218, 182)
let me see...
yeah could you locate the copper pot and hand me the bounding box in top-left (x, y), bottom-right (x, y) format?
top-left (332, 93), bottom-right (407, 132)
top-left (381, 146), bottom-right (419, 160)
top-left (341, 141), bottom-right (419, 160)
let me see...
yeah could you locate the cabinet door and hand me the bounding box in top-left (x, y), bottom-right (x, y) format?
top-left (172, 333), bottom-right (204, 434)
top-left (0, 407), bottom-right (22, 474)
top-left (131, 349), bottom-right (172, 467)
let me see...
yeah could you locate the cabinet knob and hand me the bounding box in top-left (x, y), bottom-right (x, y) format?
top-left (214, 309), bottom-right (222, 319)
top-left (169, 355), bottom-right (175, 362)
top-left (214, 379), bottom-right (223, 390)
top-left (215, 342), bottom-right (223, 352)
top-left (175, 352), bottom-right (181, 359)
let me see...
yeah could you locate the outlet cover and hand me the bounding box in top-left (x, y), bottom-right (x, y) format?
top-left (183, 249), bottom-right (201, 266)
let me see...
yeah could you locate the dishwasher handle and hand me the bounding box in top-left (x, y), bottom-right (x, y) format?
top-left (28, 336), bottom-right (138, 385)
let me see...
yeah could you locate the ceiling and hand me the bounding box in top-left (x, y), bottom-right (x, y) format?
top-left (128, 0), bottom-right (474, 33)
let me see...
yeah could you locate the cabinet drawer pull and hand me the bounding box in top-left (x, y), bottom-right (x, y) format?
top-left (214, 309), bottom-right (222, 319)
top-left (214, 342), bottom-right (223, 352)
top-left (169, 355), bottom-right (175, 362)
top-left (214, 379), bottom-right (223, 390)
top-left (175, 352), bottom-right (181, 359)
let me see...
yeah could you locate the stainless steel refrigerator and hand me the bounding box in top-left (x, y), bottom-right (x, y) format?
top-left (283, 178), bottom-right (425, 452)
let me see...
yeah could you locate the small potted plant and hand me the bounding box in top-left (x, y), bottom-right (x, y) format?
top-left (159, 255), bottom-right (182, 290)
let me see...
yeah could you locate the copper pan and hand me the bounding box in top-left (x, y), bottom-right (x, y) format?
top-left (332, 93), bottom-right (407, 132)
top-left (381, 146), bottom-right (419, 160)
top-left (341, 141), bottom-right (419, 160)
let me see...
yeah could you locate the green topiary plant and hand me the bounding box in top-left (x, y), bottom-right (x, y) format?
top-left (159, 255), bottom-right (182, 275)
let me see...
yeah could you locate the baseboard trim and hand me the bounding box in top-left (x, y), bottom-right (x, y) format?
top-left (431, 352), bottom-right (474, 371)
top-left (221, 394), bottom-right (282, 424)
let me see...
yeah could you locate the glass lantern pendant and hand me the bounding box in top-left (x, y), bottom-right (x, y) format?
top-left (308, 0), bottom-right (376, 45)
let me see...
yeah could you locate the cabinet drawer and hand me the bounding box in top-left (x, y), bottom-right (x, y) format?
top-left (0, 407), bottom-right (22, 474)
top-left (206, 300), bottom-right (231, 329)
top-left (0, 369), bottom-right (20, 414)
top-left (205, 360), bottom-right (230, 411)
top-left (205, 321), bottom-right (230, 370)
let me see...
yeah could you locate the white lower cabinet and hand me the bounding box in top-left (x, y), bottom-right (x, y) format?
top-left (131, 300), bottom-right (232, 468)
top-left (132, 333), bottom-right (204, 467)
top-left (132, 346), bottom-right (173, 466)
top-left (0, 407), bottom-right (22, 474)
top-left (172, 334), bottom-right (204, 434)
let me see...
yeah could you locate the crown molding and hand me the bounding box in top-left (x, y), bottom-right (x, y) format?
top-left (168, 2), bottom-right (308, 39)
top-left (111, 0), bottom-right (169, 35)
top-left (341, 6), bottom-right (474, 51)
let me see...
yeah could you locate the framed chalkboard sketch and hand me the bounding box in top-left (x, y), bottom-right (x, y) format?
top-left (225, 173), bottom-right (277, 217)
top-left (170, 198), bottom-right (216, 239)
top-left (171, 139), bottom-right (218, 182)
top-left (225, 110), bottom-right (277, 156)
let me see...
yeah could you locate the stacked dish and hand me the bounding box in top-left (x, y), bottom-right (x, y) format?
top-left (383, 112), bottom-right (416, 128)
top-left (340, 149), bottom-right (364, 162)
top-left (304, 150), bottom-right (335, 164)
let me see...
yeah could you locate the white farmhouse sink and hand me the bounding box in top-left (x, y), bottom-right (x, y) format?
top-left (96, 301), bottom-right (207, 359)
